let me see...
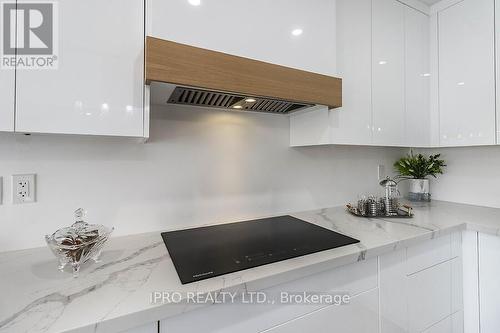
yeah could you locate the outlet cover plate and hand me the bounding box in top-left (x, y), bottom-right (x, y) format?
top-left (378, 165), bottom-right (386, 181)
top-left (12, 174), bottom-right (36, 204)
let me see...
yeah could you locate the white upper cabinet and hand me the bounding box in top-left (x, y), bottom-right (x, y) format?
top-left (147, 0), bottom-right (336, 76)
top-left (291, 0), bottom-right (431, 148)
top-left (0, 2), bottom-right (15, 133)
top-left (372, 0), bottom-right (406, 146)
top-left (330, 0), bottom-right (372, 145)
top-left (0, 66), bottom-right (15, 132)
top-left (405, 7), bottom-right (431, 147)
top-left (438, 0), bottom-right (496, 146)
top-left (15, 0), bottom-right (145, 137)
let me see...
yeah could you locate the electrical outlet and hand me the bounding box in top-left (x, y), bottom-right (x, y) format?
top-left (377, 165), bottom-right (386, 181)
top-left (12, 174), bottom-right (36, 204)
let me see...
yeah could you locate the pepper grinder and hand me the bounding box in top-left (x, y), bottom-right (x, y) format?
top-left (379, 177), bottom-right (400, 216)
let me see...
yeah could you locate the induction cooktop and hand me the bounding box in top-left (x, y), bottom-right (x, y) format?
top-left (161, 215), bottom-right (360, 284)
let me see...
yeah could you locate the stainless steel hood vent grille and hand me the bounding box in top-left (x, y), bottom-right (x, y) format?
top-left (168, 87), bottom-right (311, 114)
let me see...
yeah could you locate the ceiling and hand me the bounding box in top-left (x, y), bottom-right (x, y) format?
top-left (419, 0), bottom-right (442, 4)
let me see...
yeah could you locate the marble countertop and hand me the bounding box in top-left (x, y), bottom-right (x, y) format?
top-left (2, 200), bottom-right (500, 333)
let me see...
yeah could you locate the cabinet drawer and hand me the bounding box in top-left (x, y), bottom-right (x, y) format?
top-left (262, 289), bottom-right (379, 333)
top-left (421, 311), bottom-right (463, 333)
top-left (121, 322), bottom-right (158, 333)
top-left (160, 258), bottom-right (377, 333)
top-left (406, 232), bottom-right (460, 275)
top-left (407, 257), bottom-right (462, 333)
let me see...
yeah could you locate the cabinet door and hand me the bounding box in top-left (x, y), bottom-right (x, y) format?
top-left (407, 257), bottom-right (462, 332)
top-left (496, 0), bottom-right (500, 145)
top-left (330, 0), bottom-right (372, 145)
top-left (0, 66), bottom-right (15, 132)
top-left (264, 289), bottom-right (379, 333)
top-left (462, 231), bottom-right (480, 333)
top-left (148, 0), bottom-right (336, 76)
top-left (160, 258), bottom-right (377, 333)
top-left (405, 7), bottom-right (430, 147)
top-left (421, 312), bottom-right (463, 333)
top-left (438, 0), bottom-right (495, 146)
top-left (372, 0), bottom-right (405, 146)
top-left (380, 234), bottom-right (463, 333)
top-left (15, 0), bottom-right (145, 137)
top-left (478, 233), bottom-right (500, 332)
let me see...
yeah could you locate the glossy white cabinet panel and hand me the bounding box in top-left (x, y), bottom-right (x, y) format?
top-left (0, 67), bottom-right (15, 132)
top-left (478, 233), bottom-right (500, 332)
top-left (380, 234), bottom-right (463, 333)
top-left (461, 231), bottom-right (479, 333)
top-left (406, 232), bottom-right (460, 275)
top-left (421, 312), bottom-right (464, 333)
top-left (148, 0), bottom-right (336, 76)
top-left (380, 249), bottom-right (408, 333)
top-left (372, 0), bottom-right (406, 146)
top-left (121, 322), bottom-right (157, 333)
top-left (496, 0), bottom-right (500, 144)
top-left (15, 0), bottom-right (145, 137)
top-left (290, 106), bottom-right (330, 147)
top-left (429, 14), bottom-right (441, 147)
top-left (405, 7), bottom-right (431, 147)
top-left (161, 258), bottom-right (377, 333)
top-left (407, 258), bottom-right (462, 333)
top-left (330, 0), bottom-right (372, 145)
top-left (262, 289), bottom-right (379, 333)
top-left (438, 0), bottom-right (496, 146)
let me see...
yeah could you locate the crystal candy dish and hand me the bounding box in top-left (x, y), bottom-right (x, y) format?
top-left (45, 208), bottom-right (113, 277)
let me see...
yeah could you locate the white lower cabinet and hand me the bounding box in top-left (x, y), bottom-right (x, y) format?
top-left (121, 322), bottom-right (158, 333)
top-left (157, 233), bottom-right (464, 333)
top-left (160, 290), bottom-right (379, 333)
top-left (478, 233), bottom-right (500, 332)
top-left (461, 231), bottom-right (500, 333)
top-left (497, 0), bottom-right (500, 144)
top-left (462, 231), bottom-right (480, 333)
top-left (160, 258), bottom-right (378, 333)
top-left (380, 232), bottom-right (463, 333)
top-left (421, 312), bottom-right (463, 333)
top-left (407, 257), bottom-right (462, 332)
top-left (262, 289), bottom-right (379, 333)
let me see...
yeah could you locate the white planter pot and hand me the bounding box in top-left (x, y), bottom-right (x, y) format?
top-left (408, 178), bottom-right (431, 201)
top-left (409, 179), bottom-right (430, 194)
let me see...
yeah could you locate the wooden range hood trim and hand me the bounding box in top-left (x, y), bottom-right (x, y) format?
top-left (145, 36), bottom-right (342, 109)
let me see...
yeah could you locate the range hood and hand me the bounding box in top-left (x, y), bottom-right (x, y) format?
top-left (145, 36), bottom-right (342, 114)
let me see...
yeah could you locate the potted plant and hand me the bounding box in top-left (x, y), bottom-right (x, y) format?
top-left (393, 151), bottom-right (446, 201)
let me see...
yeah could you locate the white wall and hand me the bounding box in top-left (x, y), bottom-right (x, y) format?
top-left (418, 147), bottom-right (500, 208)
top-left (0, 105), bottom-right (404, 252)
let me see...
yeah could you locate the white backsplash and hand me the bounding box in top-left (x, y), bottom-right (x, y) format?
top-left (418, 146), bottom-right (500, 209)
top-left (0, 105), bottom-right (404, 252)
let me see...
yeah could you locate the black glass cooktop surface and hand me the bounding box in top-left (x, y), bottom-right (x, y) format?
top-left (161, 215), bottom-right (360, 284)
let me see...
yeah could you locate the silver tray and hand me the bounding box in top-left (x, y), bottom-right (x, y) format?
top-left (346, 204), bottom-right (414, 218)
